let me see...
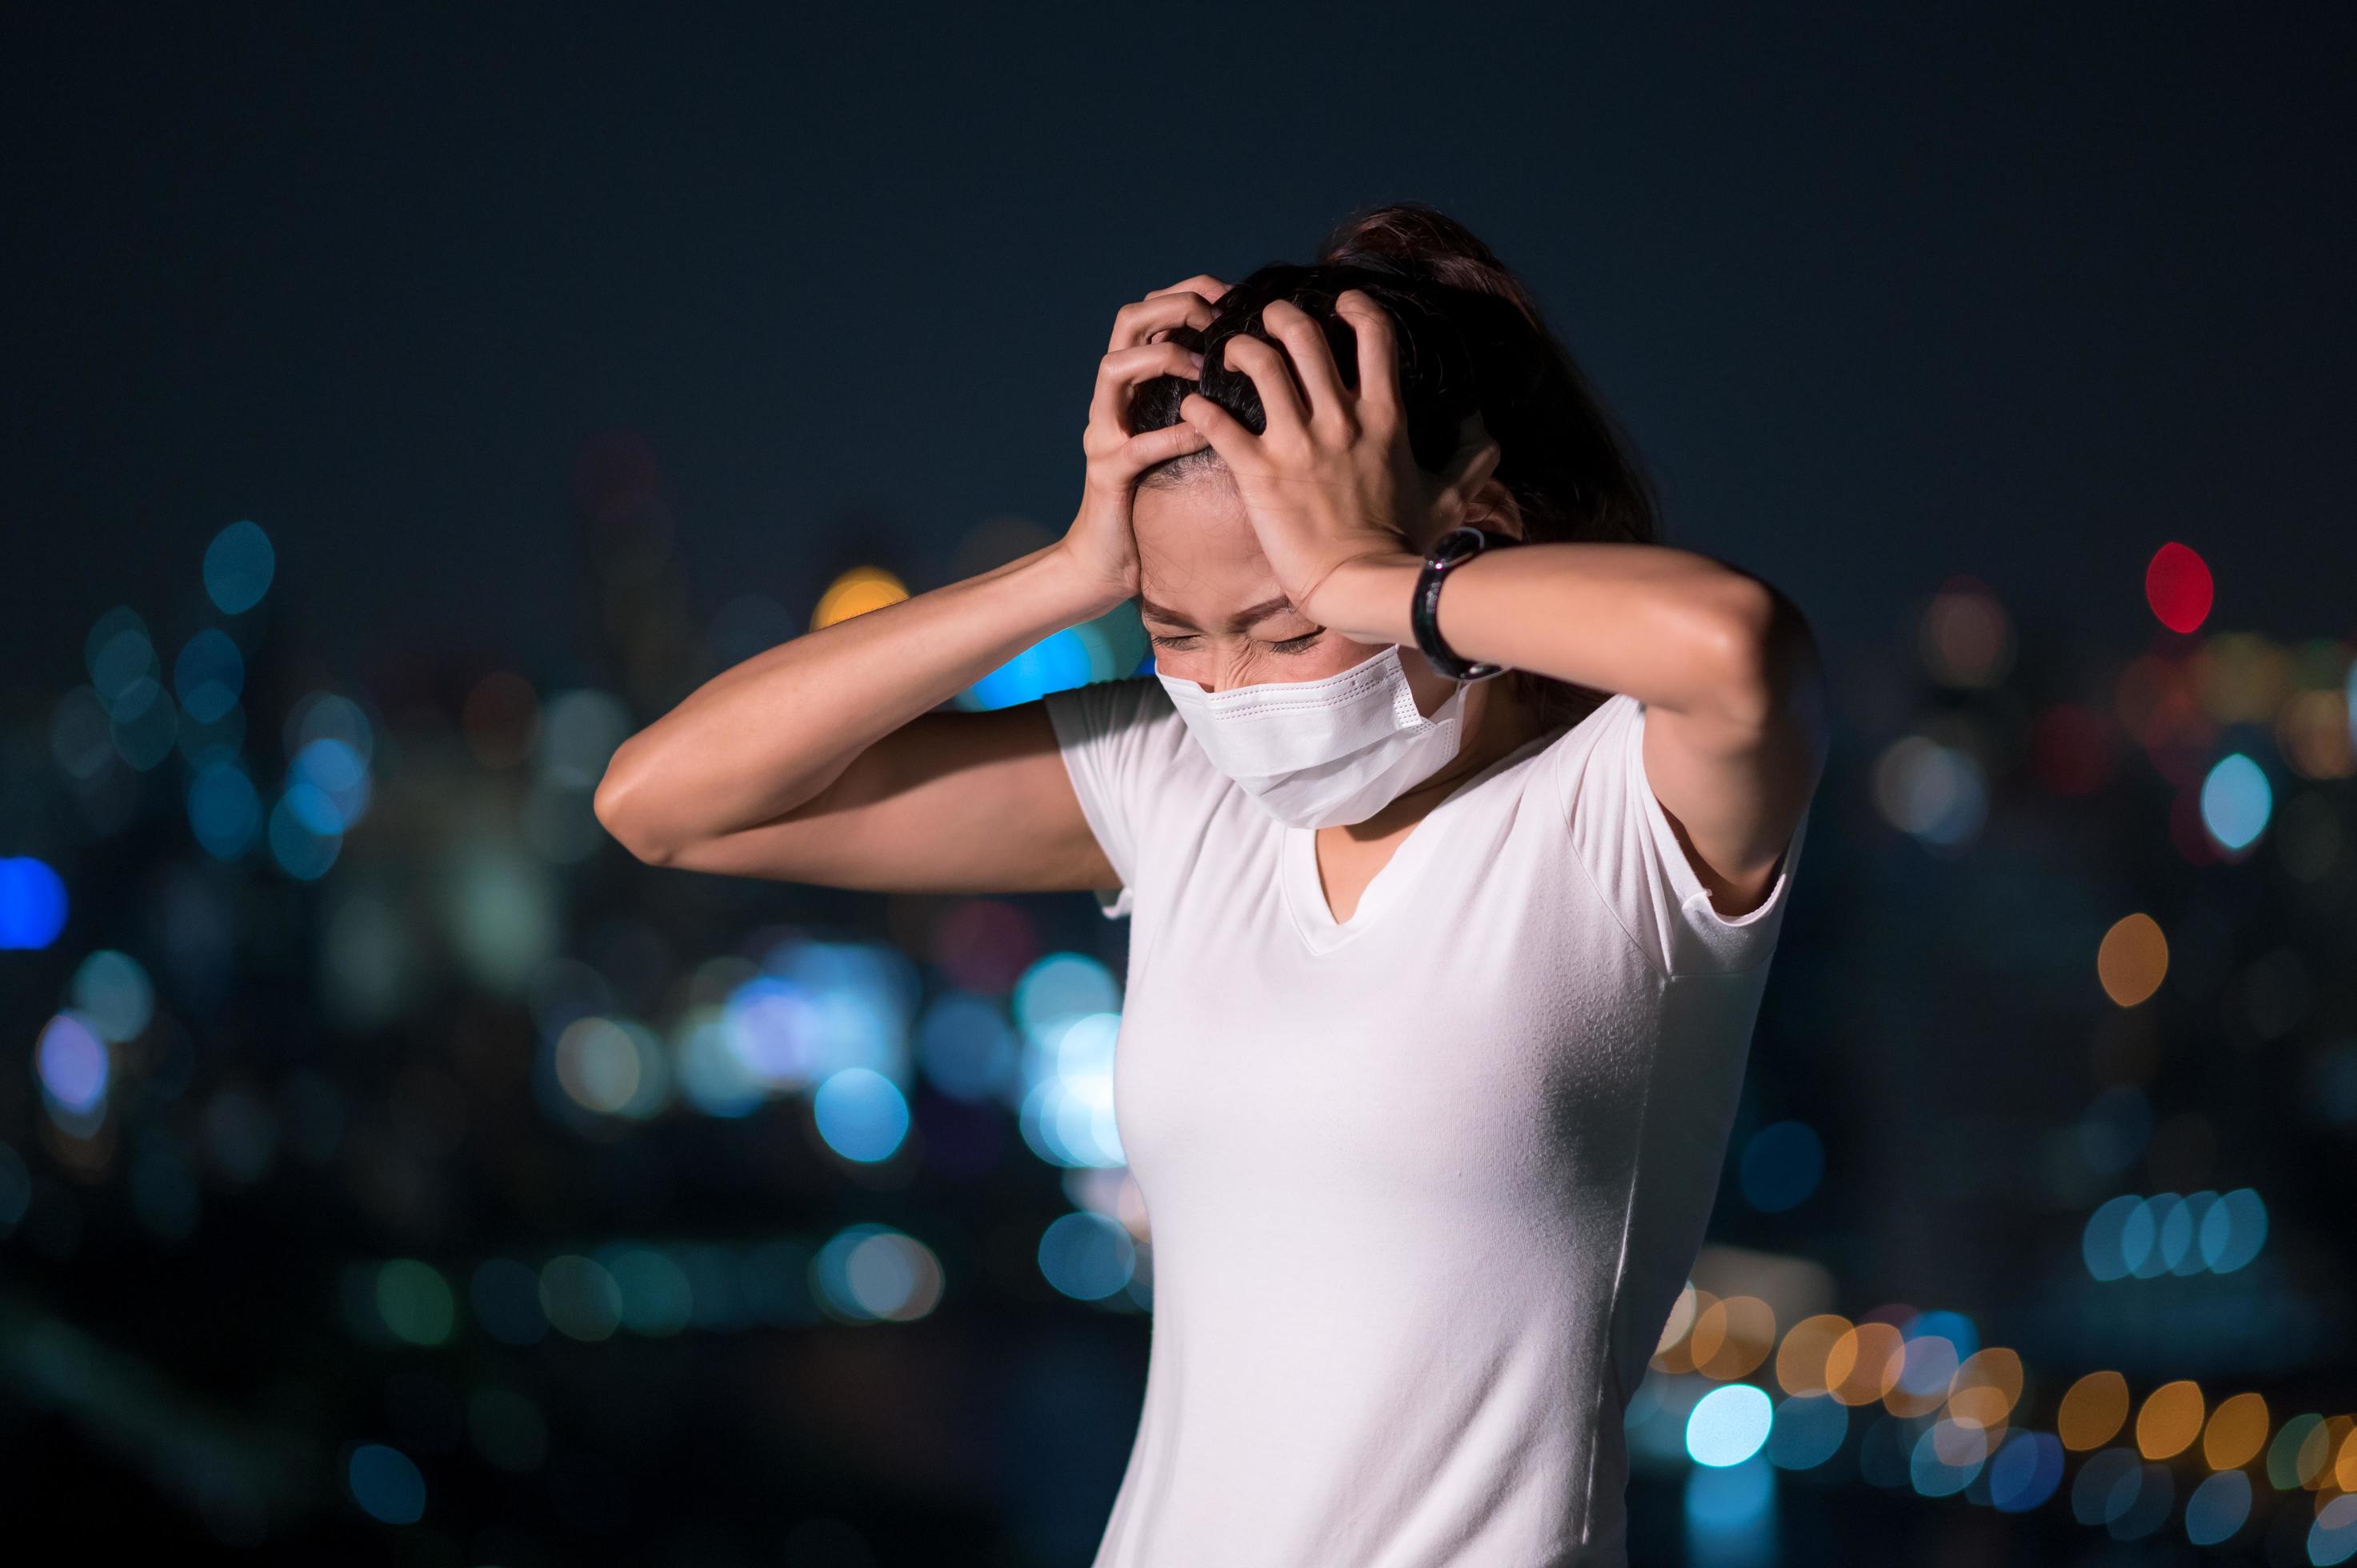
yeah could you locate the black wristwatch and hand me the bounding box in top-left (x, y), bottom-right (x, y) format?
top-left (1412, 526), bottom-right (1517, 682)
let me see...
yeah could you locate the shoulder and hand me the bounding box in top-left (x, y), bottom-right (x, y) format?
top-left (1040, 674), bottom-right (1219, 798)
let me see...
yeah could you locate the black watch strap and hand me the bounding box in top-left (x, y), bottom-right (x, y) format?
top-left (1412, 526), bottom-right (1515, 681)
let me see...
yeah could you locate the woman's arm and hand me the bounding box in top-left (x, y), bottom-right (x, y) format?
top-left (594, 274), bottom-right (1227, 888)
top-left (1176, 290), bottom-right (1825, 921)
top-left (593, 540), bottom-right (1121, 878)
top-left (1310, 543), bottom-right (1827, 918)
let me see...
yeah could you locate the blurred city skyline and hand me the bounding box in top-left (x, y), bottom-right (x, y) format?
top-left (5, 6), bottom-right (2355, 694)
top-left (3, 8), bottom-right (2355, 1565)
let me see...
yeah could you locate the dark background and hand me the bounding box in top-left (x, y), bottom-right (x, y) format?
top-left (2, 6), bottom-right (2353, 1565)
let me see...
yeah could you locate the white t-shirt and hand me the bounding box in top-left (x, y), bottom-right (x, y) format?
top-left (1040, 674), bottom-right (1808, 1568)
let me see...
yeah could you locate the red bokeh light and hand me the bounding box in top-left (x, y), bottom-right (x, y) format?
top-left (2144, 543), bottom-right (2214, 634)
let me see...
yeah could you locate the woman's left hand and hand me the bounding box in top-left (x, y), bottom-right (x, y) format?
top-left (1178, 290), bottom-right (1502, 625)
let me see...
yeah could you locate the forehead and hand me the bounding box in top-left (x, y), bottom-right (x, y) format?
top-left (1130, 475), bottom-right (1292, 616)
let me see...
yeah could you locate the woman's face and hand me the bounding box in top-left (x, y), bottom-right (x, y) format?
top-left (1130, 471), bottom-right (1457, 717)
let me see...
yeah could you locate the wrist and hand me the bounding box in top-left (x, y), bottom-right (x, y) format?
top-left (1303, 550), bottom-right (1423, 646)
top-left (1041, 539), bottom-right (1136, 622)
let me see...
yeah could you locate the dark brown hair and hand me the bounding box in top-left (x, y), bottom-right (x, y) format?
top-left (1126, 200), bottom-right (1663, 730)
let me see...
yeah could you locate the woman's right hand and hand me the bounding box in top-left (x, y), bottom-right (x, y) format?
top-left (1058, 274), bottom-right (1231, 609)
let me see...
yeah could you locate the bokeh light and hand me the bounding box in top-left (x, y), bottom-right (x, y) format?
top-left (2058, 1370), bottom-right (2129, 1450)
top-left (204, 520), bottom-right (276, 614)
top-left (1037, 1210), bottom-right (1135, 1301)
top-left (2197, 753), bottom-right (2271, 851)
top-left (0, 858), bottom-right (70, 950)
top-left (811, 1067), bottom-right (911, 1163)
top-left (1739, 1120), bottom-right (1825, 1213)
top-left (344, 1442), bottom-right (424, 1525)
top-left (2095, 914), bottom-right (2168, 1006)
top-left (2144, 542), bottom-right (2212, 634)
top-left (811, 566), bottom-right (908, 630)
top-left (1687, 1383), bottom-right (1775, 1466)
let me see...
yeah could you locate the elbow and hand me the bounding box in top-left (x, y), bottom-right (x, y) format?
top-left (593, 740), bottom-right (679, 867)
top-left (1695, 576), bottom-right (1823, 739)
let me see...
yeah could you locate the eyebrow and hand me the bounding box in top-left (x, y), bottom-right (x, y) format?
top-left (1136, 594), bottom-right (1305, 633)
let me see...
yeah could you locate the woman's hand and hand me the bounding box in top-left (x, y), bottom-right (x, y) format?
top-left (1056, 274), bottom-right (1230, 609)
top-left (1178, 291), bottom-right (1503, 625)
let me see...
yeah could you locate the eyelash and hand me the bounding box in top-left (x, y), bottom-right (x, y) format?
top-left (1149, 632), bottom-right (1323, 654)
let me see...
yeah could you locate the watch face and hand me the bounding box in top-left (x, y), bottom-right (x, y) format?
top-left (1431, 527), bottom-right (1474, 561)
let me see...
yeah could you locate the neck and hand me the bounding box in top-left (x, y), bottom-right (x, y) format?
top-left (1334, 678), bottom-right (1553, 839)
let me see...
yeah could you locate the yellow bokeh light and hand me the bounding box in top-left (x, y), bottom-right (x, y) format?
top-left (2202, 1391), bottom-right (2270, 1470)
top-left (2339, 1421), bottom-right (2357, 1493)
top-left (812, 566), bottom-right (910, 630)
top-left (1948, 1346), bottom-right (2025, 1429)
top-left (2135, 1379), bottom-right (2206, 1460)
top-left (1775, 1314), bottom-right (1855, 1396)
top-left (2296, 1418), bottom-right (2339, 1490)
top-left (1693, 1295), bottom-right (1777, 1381)
top-left (2059, 1370), bottom-right (2130, 1451)
top-left (2096, 914), bottom-right (2169, 1007)
top-left (1825, 1322), bottom-right (1905, 1407)
top-left (1654, 1282), bottom-right (1702, 1359)
top-left (1651, 1286), bottom-right (1717, 1375)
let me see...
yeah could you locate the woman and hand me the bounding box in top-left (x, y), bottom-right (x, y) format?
top-left (594, 202), bottom-right (1826, 1567)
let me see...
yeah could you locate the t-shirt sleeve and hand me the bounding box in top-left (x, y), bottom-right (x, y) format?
top-left (1038, 675), bottom-right (1176, 921)
top-left (1548, 692), bottom-right (1811, 978)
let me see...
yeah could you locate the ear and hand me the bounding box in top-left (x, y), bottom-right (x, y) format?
top-left (1462, 478), bottom-right (1525, 541)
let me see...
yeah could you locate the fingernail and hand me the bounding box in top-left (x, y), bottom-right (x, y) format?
top-left (1189, 352), bottom-right (1206, 370)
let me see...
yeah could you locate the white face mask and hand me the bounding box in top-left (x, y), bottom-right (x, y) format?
top-left (1155, 643), bottom-right (1470, 829)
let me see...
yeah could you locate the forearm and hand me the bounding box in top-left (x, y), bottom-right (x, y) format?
top-left (595, 540), bottom-right (1119, 861)
top-left (1311, 542), bottom-right (1803, 723)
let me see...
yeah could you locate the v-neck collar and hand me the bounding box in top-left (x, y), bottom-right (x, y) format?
top-left (1279, 724), bottom-right (1567, 955)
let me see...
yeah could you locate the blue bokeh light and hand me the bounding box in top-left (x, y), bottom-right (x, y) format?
top-left (1762, 1393), bottom-right (1846, 1471)
top-left (812, 1067), bottom-right (910, 1162)
top-left (1986, 1430), bottom-right (2065, 1513)
top-left (188, 762), bottom-right (262, 860)
top-left (344, 1442), bottom-right (425, 1524)
top-left (1687, 1383), bottom-right (1774, 1467)
top-left (2198, 753), bottom-right (2271, 851)
top-left (2183, 1468), bottom-right (2251, 1547)
top-left (0, 858), bottom-right (69, 949)
top-left (1037, 1210), bottom-right (1135, 1300)
top-left (37, 1011), bottom-right (110, 1114)
top-left (1739, 1120), bottom-right (1823, 1213)
top-left (205, 520), bottom-right (276, 614)
top-left (967, 627), bottom-right (1096, 711)
top-left (268, 788), bottom-right (342, 880)
top-left (918, 991), bottom-right (1022, 1104)
top-left (174, 628), bottom-right (245, 724)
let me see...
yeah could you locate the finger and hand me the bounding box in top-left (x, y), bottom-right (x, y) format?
top-left (1179, 390), bottom-right (1261, 470)
top-left (1217, 333), bottom-right (1311, 443)
top-left (1259, 299), bottom-right (1350, 435)
top-left (1333, 290), bottom-right (1400, 419)
top-left (1147, 274), bottom-right (1231, 305)
top-left (1111, 420), bottom-right (1211, 475)
top-left (1111, 290), bottom-right (1219, 353)
top-left (1088, 339), bottom-right (1207, 437)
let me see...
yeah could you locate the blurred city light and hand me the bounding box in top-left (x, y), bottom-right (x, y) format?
top-left (202, 520), bottom-right (275, 614)
top-left (2144, 542), bottom-right (2213, 634)
top-left (0, 858), bottom-right (70, 949)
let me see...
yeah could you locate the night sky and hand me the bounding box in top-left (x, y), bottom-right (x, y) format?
top-left (5, 6), bottom-right (2352, 695)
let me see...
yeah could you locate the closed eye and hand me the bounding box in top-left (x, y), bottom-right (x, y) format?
top-left (1149, 631), bottom-right (1323, 654)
